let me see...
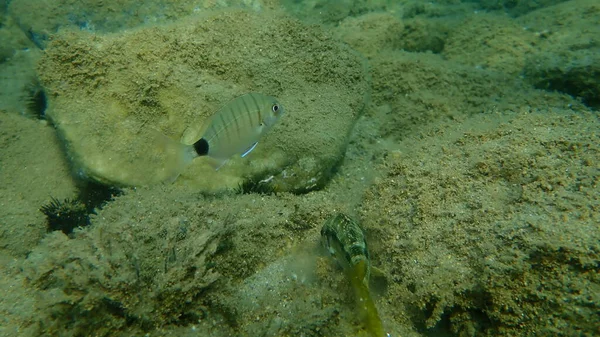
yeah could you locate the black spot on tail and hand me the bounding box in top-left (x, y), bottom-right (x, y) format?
top-left (193, 138), bottom-right (209, 156)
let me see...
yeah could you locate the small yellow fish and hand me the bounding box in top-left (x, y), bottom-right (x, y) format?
top-left (321, 213), bottom-right (388, 337)
top-left (163, 93), bottom-right (284, 178)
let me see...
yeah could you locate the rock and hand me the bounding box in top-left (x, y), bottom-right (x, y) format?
top-left (360, 108), bottom-right (600, 335)
top-left (334, 12), bottom-right (405, 58)
top-left (0, 112), bottom-right (77, 257)
top-left (368, 50), bottom-right (577, 142)
top-left (443, 14), bottom-right (536, 75)
top-left (20, 191), bottom-right (224, 335)
top-left (38, 9), bottom-right (369, 191)
top-left (518, 0), bottom-right (600, 108)
top-left (7, 0), bottom-right (269, 48)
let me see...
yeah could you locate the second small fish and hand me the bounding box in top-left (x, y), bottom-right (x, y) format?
top-left (321, 213), bottom-right (387, 337)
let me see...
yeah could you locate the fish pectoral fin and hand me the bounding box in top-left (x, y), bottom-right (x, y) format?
top-left (215, 159), bottom-right (229, 170)
top-left (240, 142), bottom-right (258, 158)
top-left (369, 266), bottom-right (388, 297)
top-left (370, 266), bottom-right (386, 280)
top-left (206, 157), bottom-right (229, 171)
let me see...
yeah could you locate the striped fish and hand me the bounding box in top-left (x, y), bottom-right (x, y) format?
top-left (163, 93), bottom-right (284, 178)
top-left (194, 93), bottom-right (284, 166)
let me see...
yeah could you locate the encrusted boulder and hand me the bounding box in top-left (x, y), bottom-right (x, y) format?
top-left (39, 9), bottom-right (369, 192)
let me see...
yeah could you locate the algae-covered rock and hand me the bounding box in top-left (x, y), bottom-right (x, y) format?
top-left (360, 108), bottom-right (600, 335)
top-left (38, 9), bottom-right (369, 192)
top-left (477, 0), bottom-right (569, 16)
top-left (334, 12), bottom-right (405, 59)
top-left (517, 0), bottom-right (600, 108)
top-left (14, 176), bottom-right (351, 336)
top-left (368, 50), bottom-right (577, 143)
top-left (442, 14), bottom-right (536, 75)
top-left (0, 112), bottom-right (77, 258)
top-left (20, 189), bottom-right (226, 336)
top-left (7, 0), bottom-right (270, 48)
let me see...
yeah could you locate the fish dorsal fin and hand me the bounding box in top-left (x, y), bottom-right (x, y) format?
top-left (241, 142), bottom-right (258, 158)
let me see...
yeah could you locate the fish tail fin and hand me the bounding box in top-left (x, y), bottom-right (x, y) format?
top-left (167, 143), bottom-right (197, 183)
top-left (354, 283), bottom-right (385, 337)
top-left (151, 130), bottom-right (197, 183)
top-left (350, 262), bottom-right (385, 337)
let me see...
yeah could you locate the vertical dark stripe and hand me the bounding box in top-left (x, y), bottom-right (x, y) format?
top-left (249, 93), bottom-right (262, 126)
top-left (241, 95), bottom-right (253, 128)
top-left (232, 104), bottom-right (241, 139)
top-left (219, 111), bottom-right (231, 142)
top-left (209, 124), bottom-right (218, 146)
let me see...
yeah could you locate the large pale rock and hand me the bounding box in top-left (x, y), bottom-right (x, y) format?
top-left (39, 9), bottom-right (369, 192)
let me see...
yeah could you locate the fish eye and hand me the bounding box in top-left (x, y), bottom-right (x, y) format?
top-left (272, 104), bottom-right (279, 113)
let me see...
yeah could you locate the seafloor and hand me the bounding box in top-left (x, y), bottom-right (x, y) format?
top-left (0, 1), bottom-right (598, 336)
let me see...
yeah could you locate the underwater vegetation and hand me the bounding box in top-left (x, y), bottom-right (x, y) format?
top-left (40, 181), bottom-right (122, 235)
top-left (23, 77), bottom-right (47, 119)
top-left (78, 180), bottom-right (123, 210)
top-left (234, 174), bottom-right (277, 195)
top-left (40, 197), bottom-right (89, 235)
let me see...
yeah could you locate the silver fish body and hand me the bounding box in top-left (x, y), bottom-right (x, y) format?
top-left (191, 93), bottom-right (284, 167)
